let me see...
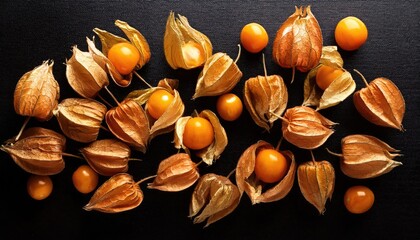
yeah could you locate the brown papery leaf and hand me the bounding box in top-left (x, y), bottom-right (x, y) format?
top-left (81, 139), bottom-right (131, 176)
top-left (353, 71), bottom-right (405, 131)
top-left (282, 106), bottom-right (336, 149)
top-left (54, 98), bottom-right (107, 143)
top-left (189, 173), bottom-right (240, 228)
top-left (164, 11), bottom-right (212, 70)
top-left (14, 60), bottom-right (60, 121)
top-left (1, 127), bottom-right (65, 175)
top-left (243, 75), bottom-right (288, 131)
top-left (319, 46), bottom-right (344, 68)
top-left (235, 141), bottom-right (296, 204)
top-left (192, 52), bottom-right (242, 99)
top-left (148, 153), bottom-right (199, 191)
top-left (84, 173), bottom-right (143, 213)
top-left (272, 6), bottom-right (323, 76)
top-left (298, 160), bottom-right (335, 214)
top-left (105, 99), bottom-right (150, 153)
top-left (331, 134), bottom-right (403, 179)
top-left (66, 46), bottom-right (109, 98)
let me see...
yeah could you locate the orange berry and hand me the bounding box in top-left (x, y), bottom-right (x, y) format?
top-left (182, 117), bottom-right (214, 150)
top-left (27, 175), bottom-right (53, 200)
top-left (254, 149), bottom-right (288, 183)
top-left (108, 42), bottom-right (140, 75)
top-left (240, 23), bottom-right (269, 53)
top-left (315, 65), bottom-right (344, 90)
top-left (72, 165), bottom-right (99, 194)
top-left (216, 93), bottom-right (243, 121)
top-left (335, 16), bottom-right (368, 51)
top-left (146, 89), bottom-right (175, 120)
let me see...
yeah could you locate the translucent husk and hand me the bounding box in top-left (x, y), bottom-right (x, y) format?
top-left (14, 60), bottom-right (60, 121)
top-left (81, 139), bottom-right (131, 176)
top-left (164, 11), bottom-right (212, 70)
top-left (148, 153), bottom-right (199, 192)
top-left (54, 98), bottom-right (107, 143)
top-left (189, 173), bottom-right (241, 228)
top-left (174, 110), bottom-right (228, 165)
top-left (303, 46), bottom-right (356, 110)
top-left (1, 127), bottom-right (65, 175)
top-left (272, 6), bottom-right (323, 81)
top-left (235, 140), bottom-right (296, 204)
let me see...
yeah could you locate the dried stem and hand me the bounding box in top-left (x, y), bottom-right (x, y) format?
top-left (310, 150), bottom-right (316, 163)
top-left (234, 44), bottom-right (242, 64)
top-left (326, 148), bottom-right (343, 157)
top-left (15, 116), bottom-right (31, 142)
top-left (97, 94), bottom-right (114, 108)
top-left (226, 168), bottom-right (236, 179)
top-left (262, 53), bottom-right (268, 77)
top-left (100, 125), bottom-right (110, 132)
top-left (275, 137), bottom-right (283, 151)
top-left (128, 158), bottom-right (142, 162)
top-left (353, 69), bottom-right (369, 87)
top-left (104, 86), bottom-right (120, 106)
top-left (133, 71), bottom-right (153, 89)
top-left (269, 111), bottom-right (288, 124)
top-left (62, 152), bottom-right (85, 160)
top-left (195, 160), bottom-right (204, 167)
top-left (136, 175), bottom-right (157, 185)
top-left (291, 67), bottom-right (296, 83)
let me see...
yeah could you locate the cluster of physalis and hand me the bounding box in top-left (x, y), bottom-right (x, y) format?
top-left (1, 6), bottom-right (406, 227)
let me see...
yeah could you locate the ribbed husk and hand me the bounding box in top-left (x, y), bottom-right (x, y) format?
top-left (54, 98), bottom-right (107, 143)
top-left (14, 61), bottom-right (59, 121)
top-left (235, 140), bottom-right (296, 204)
top-left (81, 139), bottom-right (131, 176)
top-left (189, 173), bottom-right (240, 228)
top-left (1, 127), bottom-right (65, 175)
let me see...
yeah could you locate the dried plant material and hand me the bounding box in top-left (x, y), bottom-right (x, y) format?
top-left (244, 75), bottom-right (288, 131)
top-left (303, 46), bottom-right (356, 110)
top-left (329, 134), bottom-right (403, 179)
top-left (84, 173), bottom-right (143, 213)
top-left (235, 141), bottom-right (296, 204)
top-left (105, 99), bottom-right (150, 153)
top-left (297, 159), bottom-right (335, 214)
top-left (164, 11), bottom-right (212, 70)
top-left (66, 46), bottom-right (109, 98)
top-left (126, 79), bottom-right (185, 141)
top-left (189, 173), bottom-right (240, 228)
top-left (193, 52), bottom-right (243, 99)
top-left (174, 110), bottom-right (228, 165)
top-left (353, 70), bottom-right (405, 131)
top-left (148, 153), bottom-right (199, 191)
top-left (54, 98), bottom-right (107, 143)
top-left (1, 127), bottom-right (65, 175)
top-left (281, 106), bottom-right (336, 149)
top-left (14, 61), bottom-right (59, 121)
top-left (272, 6), bottom-right (323, 81)
top-left (81, 139), bottom-right (131, 176)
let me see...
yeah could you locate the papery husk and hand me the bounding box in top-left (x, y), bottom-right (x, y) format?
top-left (282, 106), bottom-right (336, 149)
top-left (126, 79), bottom-right (185, 141)
top-left (235, 140), bottom-right (296, 204)
top-left (148, 153), bottom-right (199, 191)
top-left (353, 76), bottom-right (405, 131)
top-left (164, 11), bottom-right (212, 70)
top-left (189, 173), bottom-right (240, 228)
top-left (66, 46), bottom-right (109, 98)
top-left (1, 127), bottom-right (65, 175)
top-left (14, 60), bottom-right (60, 121)
top-left (334, 134), bottom-right (403, 179)
top-left (272, 6), bottom-right (322, 78)
top-left (192, 52), bottom-right (243, 99)
top-left (297, 160), bottom-right (335, 214)
top-left (303, 46), bottom-right (356, 110)
top-left (81, 139), bottom-right (131, 176)
top-left (84, 173), bottom-right (143, 213)
top-left (174, 110), bottom-right (228, 165)
top-left (105, 99), bottom-right (150, 153)
top-left (243, 75), bottom-right (288, 131)
top-left (54, 98), bottom-right (107, 143)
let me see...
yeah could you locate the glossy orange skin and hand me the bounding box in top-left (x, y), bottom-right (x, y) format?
top-left (107, 42), bottom-right (140, 75)
top-left (344, 185), bottom-right (375, 214)
top-left (335, 16), bottom-right (368, 51)
top-left (315, 65), bottom-right (344, 90)
top-left (216, 93), bottom-right (243, 121)
top-left (147, 89), bottom-right (174, 120)
top-left (240, 23), bottom-right (269, 53)
top-left (72, 165), bottom-right (99, 194)
top-left (27, 175), bottom-right (53, 200)
top-left (182, 117), bottom-right (214, 150)
top-left (254, 149), bottom-right (288, 183)
top-left (182, 41), bottom-right (205, 67)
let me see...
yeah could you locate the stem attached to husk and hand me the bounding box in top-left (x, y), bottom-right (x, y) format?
top-left (133, 71), bottom-right (153, 89)
top-left (136, 175), bottom-right (157, 185)
top-left (353, 69), bottom-right (370, 87)
top-left (15, 116), bottom-right (31, 142)
top-left (234, 44), bottom-right (242, 64)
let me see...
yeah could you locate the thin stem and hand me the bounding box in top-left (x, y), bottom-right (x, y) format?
top-left (326, 148), bottom-right (343, 157)
top-left (269, 111), bottom-right (289, 124)
top-left (262, 53), bottom-right (268, 77)
top-left (97, 94), bottom-right (114, 108)
top-left (104, 86), bottom-right (120, 106)
top-left (275, 137), bottom-right (283, 151)
top-left (100, 125), bottom-right (110, 132)
top-left (291, 67), bottom-right (296, 83)
top-left (133, 71), bottom-right (153, 88)
top-left (353, 69), bottom-right (369, 87)
top-left (128, 158), bottom-right (142, 162)
top-left (15, 117), bottom-right (31, 142)
top-left (310, 150), bottom-right (316, 164)
top-left (226, 168), bottom-right (236, 179)
top-left (62, 152), bottom-right (85, 160)
top-left (195, 160), bottom-right (204, 167)
top-left (136, 175), bottom-right (157, 185)
top-left (234, 44), bottom-right (242, 63)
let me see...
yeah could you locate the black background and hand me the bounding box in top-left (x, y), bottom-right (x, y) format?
top-left (0, 1), bottom-right (419, 239)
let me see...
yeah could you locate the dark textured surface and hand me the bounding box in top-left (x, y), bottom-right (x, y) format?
top-left (0, 1), bottom-right (419, 239)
